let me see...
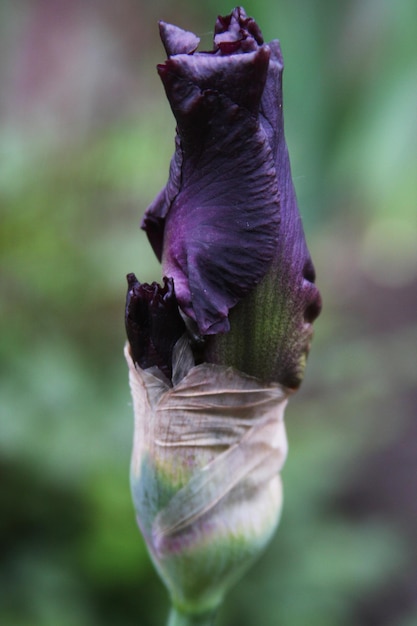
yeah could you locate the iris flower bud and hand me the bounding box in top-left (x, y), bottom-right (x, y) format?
top-left (125, 7), bottom-right (321, 624)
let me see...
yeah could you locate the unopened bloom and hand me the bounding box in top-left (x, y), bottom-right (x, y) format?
top-left (143, 6), bottom-right (321, 387)
top-left (125, 6), bottom-right (321, 622)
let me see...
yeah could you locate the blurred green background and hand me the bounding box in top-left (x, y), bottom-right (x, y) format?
top-left (1, 1), bottom-right (416, 625)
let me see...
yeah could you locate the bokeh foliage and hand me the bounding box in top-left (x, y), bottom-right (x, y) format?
top-left (1, 1), bottom-right (416, 624)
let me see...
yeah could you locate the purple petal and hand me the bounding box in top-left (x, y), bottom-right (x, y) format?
top-left (159, 21), bottom-right (200, 57)
top-left (144, 45), bottom-right (280, 335)
top-left (205, 38), bottom-right (322, 387)
top-left (214, 6), bottom-right (264, 53)
top-left (125, 274), bottom-right (185, 379)
top-left (142, 135), bottom-right (183, 262)
top-left (263, 41), bottom-right (322, 386)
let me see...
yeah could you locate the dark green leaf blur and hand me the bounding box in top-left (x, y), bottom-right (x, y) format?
top-left (1, 1), bottom-right (416, 625)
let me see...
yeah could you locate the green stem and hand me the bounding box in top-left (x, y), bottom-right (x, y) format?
top-left (167, 606), bottom-right (217, 626)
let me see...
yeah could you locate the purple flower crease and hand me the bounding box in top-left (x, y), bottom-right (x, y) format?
top-left (126, 6), bottom-right (321, 389)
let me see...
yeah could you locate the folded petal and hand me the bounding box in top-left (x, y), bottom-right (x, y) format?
top-left (125, 274), bottom-right (185, 380)
top-left (205, 40), bottom-right (322, 386)
top-left (159, 21), bottom-right (200, 57)
top-left (152, 48), bottom-right (280, 334)
top-left (142, 135), bottom-right (183, 262)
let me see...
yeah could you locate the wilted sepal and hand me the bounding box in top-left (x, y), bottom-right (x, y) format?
top-left (125, 339), bottom-right (289, 615)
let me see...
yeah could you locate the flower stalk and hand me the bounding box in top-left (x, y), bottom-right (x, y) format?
top-left (167, 606), bottom-right (217, 626)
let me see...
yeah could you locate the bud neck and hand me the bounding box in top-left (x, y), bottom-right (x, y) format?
top-left (168, 606), bottom-right (217, 626)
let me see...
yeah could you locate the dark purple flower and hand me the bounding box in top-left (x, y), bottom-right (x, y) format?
top-left (129, 7), bottom-right (321, 388)
top-left (125, 9), bottom-right (322, 618)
